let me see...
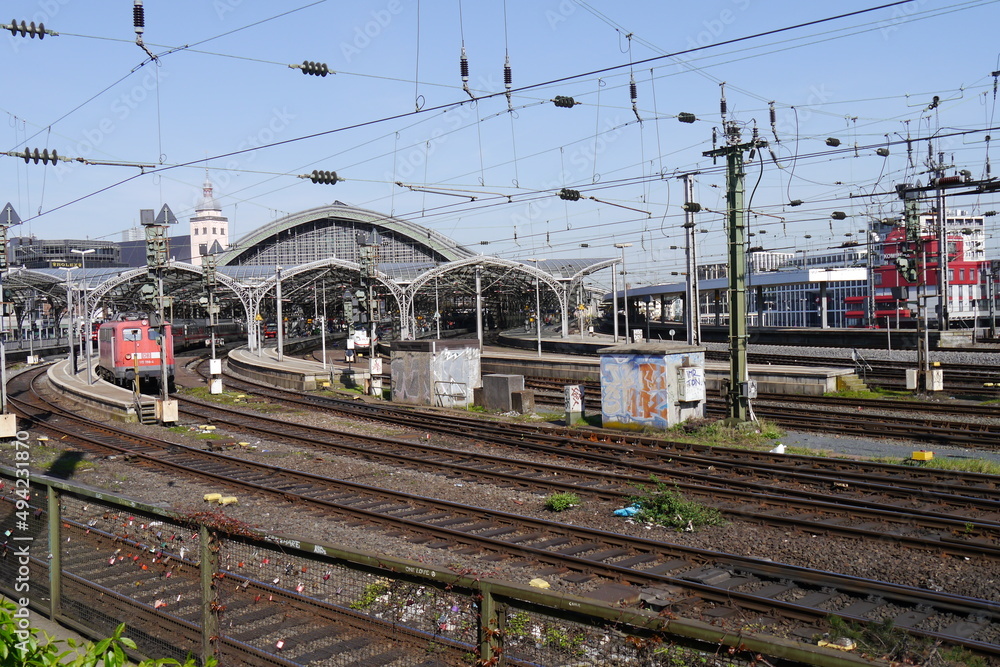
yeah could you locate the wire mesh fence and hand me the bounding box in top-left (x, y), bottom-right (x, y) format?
top-left (215, 534), bottom-right (477, 665)
top-left (0, 469), bottom-right (819, 666)
top-left (500, 601), bottom-right (674, 666)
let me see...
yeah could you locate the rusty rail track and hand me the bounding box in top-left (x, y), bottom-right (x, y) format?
top-left (15, 364), bottom-right (1000, 657)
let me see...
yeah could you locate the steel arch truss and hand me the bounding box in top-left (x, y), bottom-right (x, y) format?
top-left (405, 257), bottom-right (571, 338)
top-left (246, 258), bottom-right (407, 340)
top-left (0, 254), bottom-right (614, 345)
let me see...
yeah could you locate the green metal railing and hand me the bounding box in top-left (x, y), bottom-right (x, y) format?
top-left (0, 467), bottom-right (871, 666)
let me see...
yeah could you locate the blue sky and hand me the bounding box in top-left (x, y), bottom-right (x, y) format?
top-left (4, 0), bottom-right (1000, 289)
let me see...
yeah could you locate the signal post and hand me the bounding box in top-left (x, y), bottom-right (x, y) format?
top-left (142, 205), bottom-right (179, 424)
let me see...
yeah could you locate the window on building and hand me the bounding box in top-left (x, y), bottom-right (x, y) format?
top-left (203, 227), bottom-right (207, 235)
top-left (220, 227), bottom-right (225, 235)
top-left (212, 227), bottom-right (217, 235)
top-left (193, 228), bottom-right (198, 235)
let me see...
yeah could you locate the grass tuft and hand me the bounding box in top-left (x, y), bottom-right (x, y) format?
top-left (628, 477), bottom-right (725, 531)
top-left (543, 492), bottom-right (580, 512)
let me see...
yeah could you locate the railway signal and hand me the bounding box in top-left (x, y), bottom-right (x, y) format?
top-left (295, 60), bottom-right (331, 76)
top-left (202, 254), bottom-right (218, 288)
top-left (0, 203), bottom-right (19, 273)
top-left (306, 170), bottom-right (340, 185)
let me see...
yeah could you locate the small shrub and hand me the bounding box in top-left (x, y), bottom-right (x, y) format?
top-left (825, 615), bottom-right (924, 662)
top-left (0, 599), bottom-right (212, 666)
top-left (350, 580), bottom-right (391, 609)
top-left (543, 492), bottom-right (580, 512)
top-left (939, 646), bottom-right (986, 667)
top-left (629, 477), bottom-right (724, 530)
top-left (506, 612), bottom-right (531, 639)
top-left (543, 626), bottom-right (586, 654)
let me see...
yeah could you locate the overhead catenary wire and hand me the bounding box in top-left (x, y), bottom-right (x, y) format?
top-left (11, 0), bottom-right (999, 261)
top-left (9, 0), bottom-right (959, 163)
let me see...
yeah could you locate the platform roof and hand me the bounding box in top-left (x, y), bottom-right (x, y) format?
top-left (605, 267), bottom-right (870, 301)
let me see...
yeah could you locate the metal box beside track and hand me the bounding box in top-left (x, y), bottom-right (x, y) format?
top-left (598, 341), bottom-right (706, 431)
top-left (390, 339), bottom-right (481, 408)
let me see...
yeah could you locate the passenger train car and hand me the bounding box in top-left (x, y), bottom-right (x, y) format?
top-left (171, 318), bottom-right (244, 348)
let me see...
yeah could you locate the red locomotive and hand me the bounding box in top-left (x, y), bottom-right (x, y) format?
top-left (97, 316), bottom-right (174, 390)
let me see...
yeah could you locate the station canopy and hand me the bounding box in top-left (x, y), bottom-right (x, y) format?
top-left (0, 203), bottom-right (613, 337)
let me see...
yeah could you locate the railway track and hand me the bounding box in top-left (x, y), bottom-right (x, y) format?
top-left (704, 349), bottom-right (1000, 393)
top-left (2, 493), bottom-right (460, 666)
top-left (11, 363), bottom-right (1000, 657)
top-left (181, 364), bottom-right (1000, 655)
top-left (207, 363), bottom-right (1000, 496)
top-left (522, 378), bottom-right (1000, 450)
top-left (176, 385), bottom-right (1000, 558)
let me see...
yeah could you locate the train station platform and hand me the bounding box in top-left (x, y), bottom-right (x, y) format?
top-left (226, 346), bottom-right (365, 392)
top-left (229, 334), bottom-right (860, 398)
top-left (484, 329), bottom-right (861, 396)
top-left (480, 348), bottom-right (857, 396)
top-left (45, 357), bottom-right (157, 423)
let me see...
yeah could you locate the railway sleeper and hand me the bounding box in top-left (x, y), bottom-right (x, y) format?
top-left (452, 520), bottom-right (498, 533)
top-left (753, 582), bottom-right (796, 598)
top-left (554, 541), bottom-right (603, 556)
top-left (580, 547), bottom-right (631, 562)
top-left (224, 608), bottom-right (285, 638)
top-left (611, 553), bottom-right (659, 568)
top-left (474, 526), bottom-right (518, 538)
top-left (680, 566), bottom-right (733, 587)
top-left (838, 599), bottom-right (884, 617)
top-left (430, 516), bottom-right (477, 528)
top-left (641, 559), bottom-right (693, 575)
top-left (940, 617), bottom-right (989, 638)
top-left (524, 536), bottom-right (574, 550)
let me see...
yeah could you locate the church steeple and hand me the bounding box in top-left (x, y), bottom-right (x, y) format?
top-left (196, 169), bottom-right (221, 213)
top-left (189, 171), bottom-right (228, 265)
